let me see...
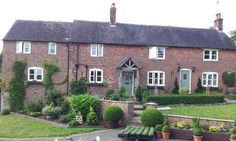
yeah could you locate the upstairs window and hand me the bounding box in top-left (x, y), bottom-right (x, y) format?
top-left (202, 72), bottom-right (218, 87)
top-left (48, 42), bottom-right (57, 55)
top-left (147, 71), bottom-right (165, 86)
top-left (89, 69), bottom-right (103, 83)
top-left (149, 47), bottom-right (165, 60)
top-left (90, 44), bottom-right (103, 57)
top-left (28, 67), bottom-right (43, 82)
top-left (203, 49), bottom-right (218, 61)
top-left (16, 41), bottom-right (31, 54)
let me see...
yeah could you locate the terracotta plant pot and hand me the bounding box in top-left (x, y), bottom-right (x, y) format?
top-left (155, 131), bottom-right (162, 138)
top-left (103, 121), bottom-right (119, 129)
top-left (193, 135), bottom-right (203, 141)
top-left (162, 132), bottom-right (170, 140)
top-left (230, 139), bottom-right (236, 141)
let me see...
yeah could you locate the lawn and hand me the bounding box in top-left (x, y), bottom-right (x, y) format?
top-left (0, 114), bottom-right (101, 138)
top-left (162, 104), bottom-right (236, 120)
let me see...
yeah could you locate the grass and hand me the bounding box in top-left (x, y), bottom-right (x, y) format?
top-left (162, 104), bottom-right (236, 120)
top-left (0, 114), bottom-right (101, 138)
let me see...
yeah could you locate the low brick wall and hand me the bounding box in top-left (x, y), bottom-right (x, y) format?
top-left (168, 114), bottom-right (234, 127)
top-left (100, 100), bottom-right (134, 126)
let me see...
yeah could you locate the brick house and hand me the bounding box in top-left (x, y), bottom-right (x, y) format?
top-left (2, 3), bottom-right (236, 102)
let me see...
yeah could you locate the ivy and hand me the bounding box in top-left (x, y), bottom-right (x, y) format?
top-left (222, 71), bottom-right (235, 87)
top-left (43, 62), bottom-right (60, 90)
top-left (8, 61), bottom-right (27, 111)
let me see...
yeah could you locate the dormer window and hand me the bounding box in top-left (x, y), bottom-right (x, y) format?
top-left (16, 41), bottom-right (31, 54)
top-left (90, 44), bottom-right (103, 57)
top-left (203, 49), bottom-right (218, 61)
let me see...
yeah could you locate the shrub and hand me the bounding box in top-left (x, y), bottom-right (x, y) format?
top-left (70, 94), bottom-right (100, 120)
top-left (146, 94), bottom-right (224, 105)
top-left (42, 105), bottom-right (62, 118)
top-left (222, 71), bottom-right (235, 87)
top-left (46, 88), bottom-right (64, 106)
top-left (59, 113), bottom-right (75, 123)
top-left (162, 125), bottom-right (170, 133)
top-left (231, 127), bottom-right (236, 134)
top-left (70, 78), bottom-right (88, 95)
top-left (140, 108), bottom-right (164, 127)
top-left (191, 117), bottom-right (200, 128)
top-left (231, 134), bottom-right (236, 139)
top-left (60, 100), bottom-right (71, 115)
top-left (111, 94), bottom-right (119, 101)
top-left (155, 124), bottom-right (163, 131)
top-left (193, 128), bottom-right (202, 136)
top-left (105, 89), bottom-right (115, 99)
top-left (179, 88), bottom-right (189, 94)
top-left (195, 78), bottom-right (204, 93)
top-left (86, 107), bottom-right (98, 125)
top-left (103, 105), bottom-right (123, 122)
top-left (1, 109), bottom-right (10, 115)
top-left (25, 101), bottom-right (43, 114)
top-left (172, 77), bottom-right (179, 94)
top-left (68, 119), bottom-right (79, 127)
top-left (135, 86), bottom-right (143, 100)
top-left (29, 112), bottom-right (41, 117)
top-left (119, 87), bottom-right (128, 98)
top-left (225, 94), bottom-right (236, 100)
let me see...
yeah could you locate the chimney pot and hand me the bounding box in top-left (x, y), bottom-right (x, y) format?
top-left (214, 13), bottom-right (223, 31)
top-left (110, 3), bottom-right (116, 26)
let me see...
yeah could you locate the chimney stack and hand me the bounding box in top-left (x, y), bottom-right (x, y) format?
top-left (110, 3), bottom-right (116, 26)
top-left (214, 13), bottom-right (223, 31)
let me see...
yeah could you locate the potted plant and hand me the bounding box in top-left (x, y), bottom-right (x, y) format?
top-left (193, 128), bottom-right (203, 141)
top-left (162, 125), bottom-right (171, 139)
top-left (103, 105), bottom-right (123, 129)
top-left (230, 134), bottom-right (236, 141)
top-left (155, 124), bottom-right (163, 138)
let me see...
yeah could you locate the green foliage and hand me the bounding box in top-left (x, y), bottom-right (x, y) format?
top-left (86, 107), bottom-right (98, 125)
top-left (222, 71), bottom-right (235, 87)
top-left (29, 112), bottom-right (42, 117)
top-left (105, 89), bottom-right (115, 99)
top-left (135, 86), bottom-right (149, 102)
top-left (179, 88), bottom-right (189, 94)
top-left (103, 105), bottom-right (123, 122)
top-left (25, 101), bottom-right (43, 114)
top-left (140, 108), bottom-right (164, 127)
top-left (46, 88), bottom-right (64, 106)
top-left (60, 100), bottom-right (71, 115)
top-left (43, 62), bottom-right (60, 90)
top-left (1, 109), bottom-right (10, 115)
top-left (155, 124), bottom-right (163, 131)
top-left (231, 134), bottom-right (236, 139)
top-left (162, 125), bottom-right (170, 133)
top-left (42, 105), bottom-right (62, 117)
top-left (8, 61), bottom-right (27, 111)
top-left (231, 127), bottom-right (236, 134)
top-left (191, 117), bottom-right (200, 128)
top-left (225, 94), bottom-right (236, 100)
top-left (68, 119), bottom-right (79, 127)
top-left (193, 128), bottom-right (202, 136)
top-left (70, 78), bottom-right (88, 95)
top-left (111, 94), bottom-right (119, 101)
top-left (195, 78), bottom-right (204, 93)
top-left (172, 77), bottom-right (179, 94)
top-left (119, 87), bottom-right (128, 98)
top-left (229, 30), bottom-right (236, 43)
top-left (59, 113), bottom-right (75, 123)
top-left (146, 94), bottom-right (224, 105)
top-left (70, 94), bottom-right (100, 120)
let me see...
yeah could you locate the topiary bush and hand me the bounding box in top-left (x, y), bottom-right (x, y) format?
top-left (195, 78), bottom-right (204, 93)
top-left (86, 107), bottom-right (99, 125)
top-left (103, 105), bottom-right (123, 122)
top-left (141, 108), bottom-right (164, 127)
top-left (179, 88), bottom-right (189, 94)
top-left (25, 101), bottom-right (43, 115)
top-left (222, 71), bottom-right (235, 87)
top-left (70, 94), bottom-right (100, 120)
top-left (46, 88), bottom-right (64, 106)
top-left (1, 109), bottom-right (10, 115)
top-left (172, 77), bottom-right (179, 94)
top-left (70, 78), bottom-right (88, 95)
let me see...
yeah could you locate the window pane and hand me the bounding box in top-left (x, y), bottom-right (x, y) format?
top-left (204, 50), bottom-right (210, 59)
top-left (149, 73), bottom-right (152, 79)
top-left (30, 69), bottom-right (34, 74)
top-left (213, 80), bottom-right (217, 86)
top-left (91, 45), bottom-right (97, 56)
top-left (159, 79), bottom-right (163, 85)
top-left (157, 48), bottom-right (164, 58)
top-left (29, 75), bottom-right (34, 79)
top-left (212, 51), bottom-right (217, 60)
top-left (148, 72), bottom-right (153, 84)
top-left (97, 76), bottom-right (101, 82)
top-left (37, 75), bottom-right (42, 80)
top-left (90, 71), bottom-right (94, 82)
top-left (148, 79), bottom-right (152, 85)
top-left (98, 45), bottom-right (103, 56)
top-left (154, 73), bottom-right (158, 79)
top-left (160, 73), bottom-right (163, 79)
top-left (203, 80), bottom-right (206, 85)
top-left (97, 71), bottom-right (101, 77)
top-left (203, 74), bottom-right (206, 80)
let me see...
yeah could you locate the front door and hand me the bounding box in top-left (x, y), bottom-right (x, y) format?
top-left (180, 69), bottom-right (191, 93)
top-left (121, 71), bottom-right (133, 96)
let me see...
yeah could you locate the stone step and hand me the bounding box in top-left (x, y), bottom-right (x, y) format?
top-left (133, 110), bottom-right (143, 116)
top-left (128, 116), bottom-right (141, 125)
top-left (133, 104), bottom-right (144, 110)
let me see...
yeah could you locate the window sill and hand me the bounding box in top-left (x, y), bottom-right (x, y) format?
top-left (147, 85), bottom-right (166, 90)
top-left (203, 59), bottom-right (218, 62)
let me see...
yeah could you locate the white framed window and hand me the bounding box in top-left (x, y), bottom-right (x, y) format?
top-left (28, 67), bottom-right (43, 82)
top-left (203, 49), bottom-right (218, 61)
top-left (90, 44), bottom-right (103, 57)
top-left (147, 71), bottom-right (165, 86)
top-left (89, 69), bottom-right (103, 83)
top-left (48, 42), bottom-right (57, 55)
top-left (202, 72), bottom-right (218, 87)
top-left (149, 47), bottom-right (165, 60)
top-left (16, 41), bottom-right (31, 54)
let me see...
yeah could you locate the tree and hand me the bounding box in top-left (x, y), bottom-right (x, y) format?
top-left (172, 77), bottom-right (179, 94)
top-left (229, 30), bottom-right (236, 44)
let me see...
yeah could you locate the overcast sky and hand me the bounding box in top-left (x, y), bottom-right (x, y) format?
top-left (1, 0), bottom-right (236, 51)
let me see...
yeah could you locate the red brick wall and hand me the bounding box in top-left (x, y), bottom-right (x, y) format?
top-left (78, 44), bottom-right (236, 94)
top-left (2, 41), bottom-right (71, 102)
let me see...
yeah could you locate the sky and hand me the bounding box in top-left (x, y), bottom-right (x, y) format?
top-left (0, 0), bottom-right (236, 51)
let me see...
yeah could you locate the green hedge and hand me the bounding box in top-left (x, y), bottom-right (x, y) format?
top-left (146, 94), bottom-right (224, 105)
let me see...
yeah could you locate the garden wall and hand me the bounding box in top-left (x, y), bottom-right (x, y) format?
top-left (168, 114), bottom-right (234, 127)
top-left (1, 92), bottom-right (10, 112)
top-left (100, 100), bottom-right (134, 126)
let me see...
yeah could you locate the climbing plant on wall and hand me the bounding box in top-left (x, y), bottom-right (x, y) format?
top-left (43, 62), bottom-right (60, 90)
top-left (8, 61), bottom-right (27, 111)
